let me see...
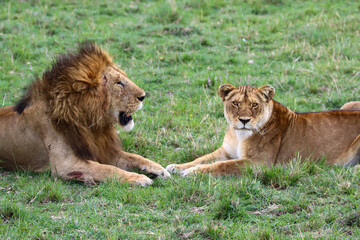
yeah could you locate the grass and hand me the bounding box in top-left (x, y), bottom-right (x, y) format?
top-left (1, 0), bottom-right (360, 238)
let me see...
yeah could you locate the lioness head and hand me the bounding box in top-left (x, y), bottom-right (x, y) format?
top-left (219, 84), bottom-right (275, 135)
top-left (103, 65), bottom-right (145, 131)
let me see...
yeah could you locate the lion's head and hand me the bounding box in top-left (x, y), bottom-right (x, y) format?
top-left (16, 43), bottom-right (146, 161)
top-left (103, 65), bottom-right (145, 131)
top-left (42, 43), bottom-right (145, 132)
top-left (219, 84), bottom-right (275, 136)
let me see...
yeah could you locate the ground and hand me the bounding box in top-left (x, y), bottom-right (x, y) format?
top-left (0, 0), bottom-right (360, 239)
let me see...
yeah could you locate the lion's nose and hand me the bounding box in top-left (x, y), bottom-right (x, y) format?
top-left (239, 118), bottom-right (251, 125)
top-left (138, 95), bottom-right (145, 102)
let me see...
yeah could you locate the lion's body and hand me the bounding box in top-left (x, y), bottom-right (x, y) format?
top-left (167, 84), bottom-right (360, 176)
top-left (0, 105), bottom-right (49, 171)
top-left (0, 43), bottom-right (170, 186)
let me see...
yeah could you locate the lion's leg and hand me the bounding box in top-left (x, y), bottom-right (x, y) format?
top-left (181, 158), bottom-right (252, 177)
top-left (333, 135), bottom-right (360, 166)
top-left (114, 151), bottom-right (171, 179)
top-left (45, 133), bottom-right (153, 186)
top-left (166, 147), bottom-right (230, 174)
top-left (51, 157), bottom-right (153, 186)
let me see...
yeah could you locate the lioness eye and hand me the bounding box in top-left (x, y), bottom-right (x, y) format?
top-left (117, 81), bottom-right (125, 87)
top-left (252, 103), bottom-right (258, 108)
top-left (232, 101), bottom-right (238, 107)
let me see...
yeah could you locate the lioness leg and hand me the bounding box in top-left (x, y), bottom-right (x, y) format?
top-left (181, 159), bottom-right (252, 177)
top-left (114, 151), bottom-right (171, 179)
top-left (166, 147), bottom-right (229, 173)
top-left (333, 135), bottom-right (360, 166)
top-left (51, 157), bottom-right (153, 187)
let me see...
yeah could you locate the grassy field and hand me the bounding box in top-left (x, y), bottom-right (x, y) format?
top-left (1, 0), bottom-right (360, 239)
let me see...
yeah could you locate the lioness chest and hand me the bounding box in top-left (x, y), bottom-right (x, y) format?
top-left (222, 128), bottom-right (253, 159)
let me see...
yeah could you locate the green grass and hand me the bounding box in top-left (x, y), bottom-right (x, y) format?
top-left (1, 0), bottom-right (360, 238)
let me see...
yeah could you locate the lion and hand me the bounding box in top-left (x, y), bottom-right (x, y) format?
top-left (0, 43), bottom-right (170, 186)
top-left (166, 84), bottom-right (360, 176)
top-left (341, 101), bottom-right (360, 110)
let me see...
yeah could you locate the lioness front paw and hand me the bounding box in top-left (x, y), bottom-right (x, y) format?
top-left (181, 165), bottom-right (210, 177)
top-left (181, 166), bottom-right (200, 177)
top-left (166, 163), bottom-right (192, 174)
top-left (126, 173), bottom-right (153, 187)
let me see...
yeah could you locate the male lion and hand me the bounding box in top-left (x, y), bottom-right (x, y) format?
top-left (167, 84), bottom-right (360, 176)
top-left (0, 43), bottom-right (170, 186)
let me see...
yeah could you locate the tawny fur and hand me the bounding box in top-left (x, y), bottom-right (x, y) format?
top-left (0, 43), bottom-right (170, 186)
top-left (341, 101), bottom-right (360, 110)
top-left (167, 84), bottom-right (360, 176)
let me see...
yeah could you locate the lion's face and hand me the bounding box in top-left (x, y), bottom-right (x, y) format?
top-left (219, 84), bottom-right (275, 136)
top-left (103, 66), bottom-right (145, 131)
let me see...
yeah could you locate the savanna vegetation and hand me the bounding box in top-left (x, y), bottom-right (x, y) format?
top-left (1, 0), bottom-right (360, 239)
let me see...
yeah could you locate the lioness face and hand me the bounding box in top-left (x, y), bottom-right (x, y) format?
top-left (104, 66), bottom-right (146, 131)
top-left (219, 84), bottom-right (275, 135)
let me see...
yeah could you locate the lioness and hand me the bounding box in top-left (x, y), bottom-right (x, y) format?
top-left (167, 84), bottom-right (360, 176)
top-left (341, 101), bottom-right (360, 110)
top-left (0, 43), bottom-right (170, 186)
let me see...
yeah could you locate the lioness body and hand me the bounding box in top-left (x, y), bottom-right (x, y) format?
top-left (341, 101), bottom-right (360, 110)
top-left (167, 84), bottom-right (360, 176)
top-left (0, 43), bottom-right (170, 186)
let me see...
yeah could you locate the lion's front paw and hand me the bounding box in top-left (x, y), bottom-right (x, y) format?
top-left (181, 165), bottom-right (210, 177)
top-left (166, 164), bottom-right (181, 174)
top-left (141, 164), bottom-right (171, 179)
top-left (156, 167), bottom-right (171, 179)
top-left (126, 173), bottom-right (153, 187)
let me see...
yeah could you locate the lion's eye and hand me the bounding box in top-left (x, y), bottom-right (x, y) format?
top-left (117, 81), bottom-right (125, 87)
top-left (252, 103), bottom-right (258, 109)
top-left (232, 101), bottom-right (238, 107)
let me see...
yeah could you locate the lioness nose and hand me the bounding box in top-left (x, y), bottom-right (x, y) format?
top-left (138, 95), bottom-right (145, 102)
top-left (239, 118), bottom-right (251, 125)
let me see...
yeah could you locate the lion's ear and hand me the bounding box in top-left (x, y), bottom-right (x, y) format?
top-left (72, 82), bottom-right (90, 93)
top-left (258, 85), bottom-right (275, 102)
top-left (219, 84), bottom-right (235, 101)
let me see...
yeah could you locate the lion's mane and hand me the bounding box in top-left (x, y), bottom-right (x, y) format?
top-left (16, 43), bottom-right (120, 163)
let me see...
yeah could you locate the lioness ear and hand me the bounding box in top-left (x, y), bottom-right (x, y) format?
top-left (72, 82), bottom-right (90, 93)
top-left (219, 84), bottom-right (235, 101)
top-left (258, 85), bottom-right (275, 102)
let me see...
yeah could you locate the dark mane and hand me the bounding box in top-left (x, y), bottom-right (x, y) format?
top-left (14, 80), bottom-right (39, 114)
top-left (17, 42), bottom-right (120, 162)
top-left (44, 42), bottom-right (116, 161)
top-left (15, 94), bottom-right (31, 114)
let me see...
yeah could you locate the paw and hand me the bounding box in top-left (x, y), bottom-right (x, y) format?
top-left (127, 173), bottom-right (153, 187)
top-left (181, 165), bottom-right (211, 177)
top-left (157, 168), bottom-right (171, 179)
top-left (166, 164), bottom-right (181, 174)
top-left (181, 166), bottom-right (200, 177)
top-left (141, 164), bottom-right (171, 179)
